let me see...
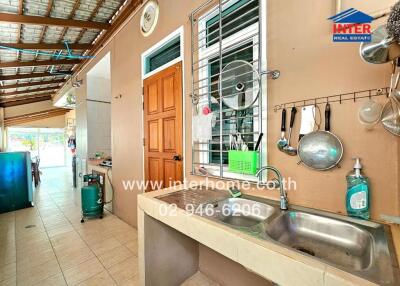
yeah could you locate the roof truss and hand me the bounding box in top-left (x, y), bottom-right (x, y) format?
top-left (0, 43), bottom-right (92, 51)
top-left (0, 79), bottom-right (65, 90)
top-left (1, 87), bottom-right (59, 96)
top-left (0, 13), bottom-right (110, 30)
top-left (0, 59), bottom-right (81, 69)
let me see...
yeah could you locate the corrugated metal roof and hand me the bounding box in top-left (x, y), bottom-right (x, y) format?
top-left (0, 0), bottom-right (128, 101)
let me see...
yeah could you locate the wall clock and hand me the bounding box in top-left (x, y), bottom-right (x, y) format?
top-left (140, 0), bottom-right (159, 37)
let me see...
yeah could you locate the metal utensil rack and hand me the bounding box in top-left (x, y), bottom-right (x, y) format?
top-left (273, 87), bottom-right (389, 112)
top-left (190, 0), bottom-right (265, 181)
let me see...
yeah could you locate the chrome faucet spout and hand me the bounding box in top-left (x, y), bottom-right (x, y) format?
top-left (256, 166), bottom-right (288, 210)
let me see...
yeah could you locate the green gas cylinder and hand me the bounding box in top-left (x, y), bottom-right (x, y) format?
top-left (81, 174), bottom-right (103, 223)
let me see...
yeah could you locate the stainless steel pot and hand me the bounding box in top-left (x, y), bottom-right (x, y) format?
top-left (298, 103), bottom-right (343, 170)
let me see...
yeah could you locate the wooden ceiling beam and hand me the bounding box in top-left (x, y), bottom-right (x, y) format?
top-left (1, 79), bottom-right (65, 90)
top-left (1, 87), bottom-right (58, 96)
top-left (0, 13), bottom-right (110, 30)
top-left (5, 107), bottom-right (66, 120)
top-left (75, 0), bottom-right (106, 43)
top-left (58, 0), bottom-right (82, 42)
top-left (0, 72), bottom-right (71, 81)
top-left (0, 43), bottom-right (92, 50)
top-left (0, 59), bottom-right (81, 68)
top-left (0, 93), bottom-right (54, 103)
top-left (1, 96), bottom-right (52, 108)
top-left (4, 108), bottom-right (67, 125)
top-left (37, 0), bottom-right (54, 47)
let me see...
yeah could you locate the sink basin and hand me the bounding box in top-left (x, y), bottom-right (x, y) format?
top-left (157, 189), bottom-right (398, 285)
top-left (202, 198), bottom-right (276, 228)
top-left (266, 211), bottom-right (373, 270)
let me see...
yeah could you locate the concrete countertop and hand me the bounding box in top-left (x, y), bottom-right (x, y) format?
top-left (137, 183), bottom-right (395, 286)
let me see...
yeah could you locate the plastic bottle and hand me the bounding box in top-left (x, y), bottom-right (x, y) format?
top-left (346, 158), bottom-right (370, 220)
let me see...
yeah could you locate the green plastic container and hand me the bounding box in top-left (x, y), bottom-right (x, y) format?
top-left (81, 184), bottom-right (103, 221)
top-left (228, 150), bottom-right (259, 175)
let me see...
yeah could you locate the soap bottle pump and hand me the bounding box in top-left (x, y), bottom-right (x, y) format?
top-left (346, 158), bottom-right (370, 220)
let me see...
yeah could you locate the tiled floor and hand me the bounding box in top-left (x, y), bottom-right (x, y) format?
top-left (0, 167), bottom-right (139, 286)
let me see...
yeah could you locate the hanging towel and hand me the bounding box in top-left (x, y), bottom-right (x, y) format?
top-left (299, 105), bottom-right (315, 140)
top-left (192, 113), bottom-right (214, 142)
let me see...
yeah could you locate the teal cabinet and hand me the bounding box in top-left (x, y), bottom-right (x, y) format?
top-left (0, 152), bottom-right (33, 213)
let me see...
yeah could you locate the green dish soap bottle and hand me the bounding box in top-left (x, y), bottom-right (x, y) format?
top-left (346, 158), bottom-right (370, 220)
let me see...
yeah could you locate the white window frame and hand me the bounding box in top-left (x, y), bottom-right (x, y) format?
top-left (195, 0), bottom-right (267, 181)
top-left (141, 26), bottom-right (184, 80)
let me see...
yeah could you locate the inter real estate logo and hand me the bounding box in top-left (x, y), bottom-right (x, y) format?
top-left (328, 8), bottom-right (373, 42)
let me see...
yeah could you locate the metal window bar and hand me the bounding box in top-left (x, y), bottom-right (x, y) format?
top-left (193, 42), bottom-right (258, 73)
top-left (196, 8), bottom-right (259, 49)
top-left (192, 31), bottom-right (259, 67)
top-left (195, 5), bottom-right (260, 48)
top-left (191, 0), bottom-right (262, 180)
top-left (195, 0), bottom-right (258, 37)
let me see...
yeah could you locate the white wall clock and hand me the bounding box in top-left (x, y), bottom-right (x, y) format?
top-left (140, 0), bottom-right (159, 37)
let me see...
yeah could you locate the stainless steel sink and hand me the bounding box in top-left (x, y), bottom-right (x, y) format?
top-left (266, 211), bottom-right (373, 271)
top-left (156, 188), bottom-right (399, 285)
top-left (202, 198), bottom-right (276, 228)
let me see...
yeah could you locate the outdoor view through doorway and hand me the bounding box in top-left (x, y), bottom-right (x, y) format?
top-left (7, 127), bottom-right (67, 167)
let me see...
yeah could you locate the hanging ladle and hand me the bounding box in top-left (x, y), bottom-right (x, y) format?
top-left (283, 106), bottom-right (297, 156)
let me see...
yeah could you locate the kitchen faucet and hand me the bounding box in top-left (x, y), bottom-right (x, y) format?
top-left (256, 166), bottom-right (288, 210)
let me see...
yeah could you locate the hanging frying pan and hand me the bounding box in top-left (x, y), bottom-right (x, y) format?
top-left (297, 103), bottom-right (343, 170)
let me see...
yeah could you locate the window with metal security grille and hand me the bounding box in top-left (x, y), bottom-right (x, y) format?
top-left (145, 36), bottom-right (181, 74)
top-left (190, 0), bottom-right (266, 181)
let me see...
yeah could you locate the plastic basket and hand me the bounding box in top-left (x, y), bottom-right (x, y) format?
top-left (228, 150), bottom-right (259, 175)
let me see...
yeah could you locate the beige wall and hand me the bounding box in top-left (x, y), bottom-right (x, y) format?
top-left (4, 100), bottom-right (58, 118)
top-left (73, 0), bottom-right (400, 227)
top-left (3, 100), bottom-right (66, 129)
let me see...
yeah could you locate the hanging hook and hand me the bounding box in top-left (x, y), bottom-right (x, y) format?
top-left (314, 98), bottom-right (317, 107)
top-left (339, 94), bottom-right (342, 104)
top-left (353, 92), bottom-right (356, 102)
top-left (369, 90), bottom-right (372, 100)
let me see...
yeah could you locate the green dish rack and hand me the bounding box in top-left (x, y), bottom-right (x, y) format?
top-left (228, 150), bottom-right (259, 175)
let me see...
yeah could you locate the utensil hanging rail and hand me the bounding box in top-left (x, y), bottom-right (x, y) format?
top-left (273, 87), bottom-right (389, 112)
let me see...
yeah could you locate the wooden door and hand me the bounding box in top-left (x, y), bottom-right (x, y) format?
top-left (143, 62), bottom-right (183, 191)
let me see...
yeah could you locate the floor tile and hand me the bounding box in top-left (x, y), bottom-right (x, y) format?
top-left (0, 276), bottom-right (16, 286)
top-left (108, 256), bottom-right (139, 285)
top-left (124, 239), bottom-right (138, 256)
top-left (17, 258), bottom-right (62, 286)
top-left (0, 168), bottom-right (139, 286)
top-left (32, 273), bottom-right (66, 286)
top-left (0, 262), bottom-right (16, 282)
top-left (63, 257), bottom-right (104, 286)
top-left (77, 271), bottom-right (116, 286)
top-left (56, 245), bottom-right (95, 272)
top-left (17, 248), bottom-right (57, 273)
top-left (118, 275), bottom-right (140, 286)
top-left (89, 237), bottom-right (122, 256)
top-left (97, 245), bottom-right (133, 269)
top-left (181, 271), bottom-right (220, 286)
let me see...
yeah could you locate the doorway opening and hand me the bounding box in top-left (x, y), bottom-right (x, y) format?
top-left (142, 27), bottom-right (185, 191)
top-left (7, 127), bottom-right (66, 168)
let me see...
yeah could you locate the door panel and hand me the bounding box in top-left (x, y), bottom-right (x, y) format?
top-left (148, 82), bottom-right (159, 114)
top-left (148, 120), bottom-right (159, 151)
top-left (162, 75), bottom-right (175, 111)
top-left (163, 117), bottom-right (176, 151)
top-left (144, 62), bottom-right (183, 191)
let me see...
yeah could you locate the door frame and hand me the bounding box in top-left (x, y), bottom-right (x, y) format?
top-left (140, 26), bottom-right (186, 186)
